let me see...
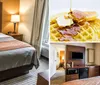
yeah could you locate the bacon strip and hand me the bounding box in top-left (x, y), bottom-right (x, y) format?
top-left (66, 29), bottom-right (77, 35)
top-left (72, 26), bottom-right (80, 31)
top-left (58, 25), bottom-right (80, 41)
top-left (72, 10), bottom-right (86, 19)
top-left (59, 35), bottom-right (75, 41)
top-left (58, 26), bottom-right (80, 36)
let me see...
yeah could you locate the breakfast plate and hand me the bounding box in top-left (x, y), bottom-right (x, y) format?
top-left (50, 9), bottom-right (100, 42)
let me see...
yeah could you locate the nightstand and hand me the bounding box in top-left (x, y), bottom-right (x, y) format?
top-left (8, 33), bottom-right (23, 41)
top-left (37, 70), bottom-right (49, 85)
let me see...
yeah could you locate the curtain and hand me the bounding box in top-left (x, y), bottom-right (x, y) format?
top-left (42, 2), bottom-right (49, 43)
top-left (30, 0), bottom-right (46, 58)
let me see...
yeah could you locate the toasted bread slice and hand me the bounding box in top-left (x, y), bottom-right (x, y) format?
top-left (84, 11), bottom-right (98, 21)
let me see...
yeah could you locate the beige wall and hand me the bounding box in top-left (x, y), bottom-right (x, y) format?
top-left (0, 0), bottom-right (20, 33)
top-left (51, 43), bottom-right (94, 52)
top-left (51, 43), bottom-right (95, 65)
top-left (95, 44), bottom-right (100, 65)
top-left (0, 0), bottom-right (35, 42)
top-left (19, 0), bottom-right (35, 43)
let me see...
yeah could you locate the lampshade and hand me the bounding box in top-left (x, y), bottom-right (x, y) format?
top-left (11, 15), bottom-right (20, 23)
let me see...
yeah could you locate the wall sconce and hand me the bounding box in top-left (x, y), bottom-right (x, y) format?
top-left (11, 15), bottom-right (20, 33)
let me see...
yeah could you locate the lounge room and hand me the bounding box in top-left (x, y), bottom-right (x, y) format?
top-left (50, 43), bottom-right (100, 85)
top-left (0, 0), bottom-right (49, 85)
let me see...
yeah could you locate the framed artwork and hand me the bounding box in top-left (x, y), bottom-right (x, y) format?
top-left (87, 48), bottom-right (95, 63)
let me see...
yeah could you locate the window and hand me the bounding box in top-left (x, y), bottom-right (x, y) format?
top-left (42, 0), bottom-right (49, 44)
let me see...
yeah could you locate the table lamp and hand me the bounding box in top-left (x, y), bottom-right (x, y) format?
top-left (11, 15), bottom-right (20, 33)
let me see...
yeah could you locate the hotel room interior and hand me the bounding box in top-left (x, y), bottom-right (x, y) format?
top-left (50, 43), bottom-right (100, 85)
top-left (0, 0), bottom-right (49, 85)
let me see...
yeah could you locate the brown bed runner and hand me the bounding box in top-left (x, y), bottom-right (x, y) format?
top-left (0, 40), bottom-right (31, 51)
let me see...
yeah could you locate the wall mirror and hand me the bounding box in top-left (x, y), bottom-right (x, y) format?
top-left (87, 48), bottom-right (95, 64)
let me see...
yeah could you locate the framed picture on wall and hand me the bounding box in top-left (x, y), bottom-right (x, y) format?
top-left (87, 48), bottom-right (95, 63)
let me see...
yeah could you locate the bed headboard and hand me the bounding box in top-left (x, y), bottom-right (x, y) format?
top-left (0, 2), bottom-right (2, 32)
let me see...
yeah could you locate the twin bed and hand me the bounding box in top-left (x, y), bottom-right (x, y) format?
top-left (0, 2), bottom-right (38, 81)
top-left (0, 33), bottom-right (38, 81)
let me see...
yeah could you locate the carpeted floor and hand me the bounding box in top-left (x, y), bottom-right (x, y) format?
top-left (0, 57), bottom-right (49, 85)
top-left (51, 68), bottom-right (65, 85)
top-left (0, 72), bottom-right (37, 85)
